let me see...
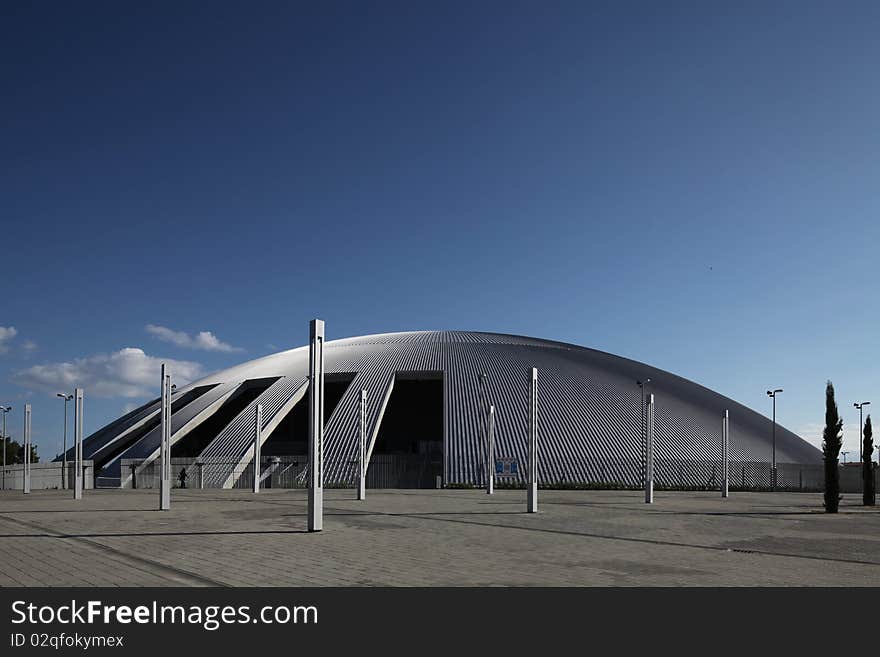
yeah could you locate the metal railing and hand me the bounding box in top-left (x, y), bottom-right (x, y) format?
top-left (112, 455), bottom-right (876, 493)
top-left (120, 456), bottom-right (311, 490)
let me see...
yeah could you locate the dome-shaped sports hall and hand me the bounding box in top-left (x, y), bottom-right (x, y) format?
top-left (68, 331), bottom-right (821, 490)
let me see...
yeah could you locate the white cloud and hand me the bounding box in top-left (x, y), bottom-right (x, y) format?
top-left (146, 324), bottom-right (242, 353)
top-left (0, 326), bottom-right (18, 353)
top-left (12, 348), bottom-right (205, 398)
top-left (21, 340), bottom-right (37, 353)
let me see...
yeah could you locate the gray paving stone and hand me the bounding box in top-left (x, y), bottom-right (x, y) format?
top-left (1, 488), bottom-right (879, 586)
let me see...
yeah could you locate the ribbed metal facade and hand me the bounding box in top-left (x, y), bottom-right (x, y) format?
top-left (69, 331), bottom-right (821, 487)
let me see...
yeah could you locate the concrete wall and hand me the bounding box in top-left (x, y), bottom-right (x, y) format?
top-left (0, 461), bottom-right (95, 490)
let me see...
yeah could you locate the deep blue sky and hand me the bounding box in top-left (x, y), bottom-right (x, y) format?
top-left (2, 1), bottom-right (878, 460)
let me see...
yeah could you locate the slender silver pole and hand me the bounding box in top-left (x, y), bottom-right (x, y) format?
top-left (62, 398), bottom-right (68, 489)
top-left (253, 404), bottom-right (262, 493)
top-left (1, 409), bottom-right (6, 491)
top-left (771, 395), bottom-right (776, 491)
top-left (487, 404), bottom-right (495, 495)
top-left (23, 404), bottom-right (31, 494)
top-left (645, 393), bottom-right (654, 503)
top-left (308, 319), bottom-right (325, 532)
top-left (159, 366), bottom-right (171, 510)
top-left (74, 389), bottom-right (83, 499)
top-left (358, 389), bottom-right (366, 500)
top-left (527, 367), bottom-right (538, 513)
top-left (722, 410), bottom-right (729, 498)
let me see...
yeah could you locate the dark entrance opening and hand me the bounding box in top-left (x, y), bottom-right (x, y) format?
top-left (172, 378), bottom-right (279, 457)
top-left (261, 373), bottom-right (357, 455)
top-left (369, 373), bottom-right (443, 488)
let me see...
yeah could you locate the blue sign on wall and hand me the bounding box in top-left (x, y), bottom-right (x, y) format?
top-left (495, 457), bottom-right (519, 477)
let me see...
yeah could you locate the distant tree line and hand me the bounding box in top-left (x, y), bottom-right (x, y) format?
top-left (1, 438), bottom-right (39, 465)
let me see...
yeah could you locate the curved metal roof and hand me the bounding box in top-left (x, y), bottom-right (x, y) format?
top-left (73, 330), bottom-right (821, 486)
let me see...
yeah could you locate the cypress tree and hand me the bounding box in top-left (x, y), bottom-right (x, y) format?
top-left (823, 381), bottom-right (844, 513)
top-left (863, 415), bottom-right (875, 506)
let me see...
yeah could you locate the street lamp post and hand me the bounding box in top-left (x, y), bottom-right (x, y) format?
top-left (636, 379), bottom-right (651, 485)
top-left (1, 406), bottom-right (10, 491)
top-left (766, 388), bottom-right (783, 490)
top-left (842, 451), bottom-right (850, 465)
top-left (854, 401), bottom-right (871, 465)
top-left (56, 393), bottom-right (73, 489)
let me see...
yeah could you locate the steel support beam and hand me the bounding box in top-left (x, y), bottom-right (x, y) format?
top-left (253, 404), bottom-right (263, 493)
top-left (358, 389), bottom-right (366, 500)
top-left (23, 404), bottom-right (31, 494)
top-left (159, 366), bottom-right (171, 510)
top-left (308, 319), bottom-right (325, 532)
top-left (722, 409), bottom-right (729, 498)
top-left (527, 367), bottom-right (538, 513)
top-left (645, 393), bottom-right (655, 504)
top-left (74, 389), bottom-right (84, 500)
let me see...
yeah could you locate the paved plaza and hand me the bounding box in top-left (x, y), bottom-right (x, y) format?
top-left (1, 488), bottom-right (880, 586)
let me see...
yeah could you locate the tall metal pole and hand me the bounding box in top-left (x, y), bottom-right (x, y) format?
top-left (74, 388), bottom-right (83, 500)
top-left (159, 366), bottom-right (171, 510)
top-left (645, 393), bottom-right (654, 503)
top-left (771, 395), bottom-right (776, 490)
top-left (253, 404), bottom-right (263, 493)
top-left (57, 394), bottom-right (72, 489)
top-left (1, 406), bottom-right (9, 491)
top-left (527, 367), bottom-right (538, 513)
top-left (358, 389), bottom-right (366, 501)
top-left (767, 389), bottom-right (782, 491)
top-left (486, 404), bottom-right (495, 495)
top-left (62, 397), bottom-right (68, 489)
top-left (722, 409), bottom-right (729, 498)
top-left (23, 404), bottom-right (31, 494)
top-left (308, 319), bottom-right (325, 532)
top-left (854, 402), bottom-right (871, 503)
top-left (854, 401), bottom-right (871, 461)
